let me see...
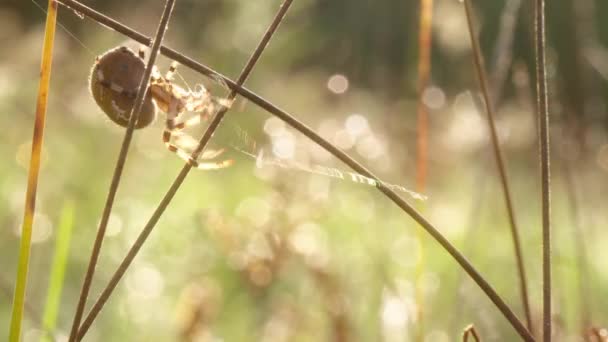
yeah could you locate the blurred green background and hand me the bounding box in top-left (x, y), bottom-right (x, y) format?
top-left (1, 0), bottom-right (607, 340)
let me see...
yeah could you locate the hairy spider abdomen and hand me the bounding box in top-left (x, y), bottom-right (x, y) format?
top-left (90, 46), bottom-right (157, 129)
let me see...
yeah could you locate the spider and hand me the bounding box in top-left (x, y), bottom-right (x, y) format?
top-left (90, 45), bottom-right (234, 170)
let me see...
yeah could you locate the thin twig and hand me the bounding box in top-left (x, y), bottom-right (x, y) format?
top-left (534, 0), bottom-right (552, 340)
top-left (56, 1), bottom-right (534, 340)
top-left (463, 324), bottom-right (482, 342)
top-left (463, 0), bottom-right (533, 332)
top-left (9, 1), bottom-right (57, 341)
top-left (67, 0), bottom-right (177, 341)
top-left (74, 0), bottom-right (294, 339)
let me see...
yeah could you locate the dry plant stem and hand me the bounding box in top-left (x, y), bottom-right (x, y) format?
top-left (463, 324), bottom-right (481, 342)
top-left (463, 0), bottom-right (533, 333)
top-left (534, 0), bottom-right (552, 340)
top-left (57, 1), bottom-right (534, 340)
top-left (414, 0), bottom-right (433, 339)
top-left (450, 1), bottom-right (523, 330)
top-left (75, 0), bottom-right (294, 339)
top-left (9, 1), bottom-right (57, 341)
top-left (66, 0), bottom-right (176, 341)
top-left (415, 0), bottom-right (432, 191)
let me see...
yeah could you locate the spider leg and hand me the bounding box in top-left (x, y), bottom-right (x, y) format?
top-left (163, 130), bottom-right (234, 169)
top-left (162, 99), bottom-right (233, 170)
top-left (169, 90), bottom-right (216, 131)
top-left (171, 134), bottom-right (223, 155)
top-left (165, 61), bottom-right (178, 81)
top-left (172, 113), bottom-right (208, 131)
top-left (138, 46), bottom-right (146, 60)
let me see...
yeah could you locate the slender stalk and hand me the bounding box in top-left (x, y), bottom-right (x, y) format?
top-left (534, 0), bottom-right (552, 340)
top-left (415, 0), bottom-right (432, 192)
top-left (57, 1), bottom-right (534, 339)
top-left (463, 0), bottom-right (533, 332)
top-left (414, 0), bottom-right (433, 339)
top-left (450, 0), bottom-right (523, 331)
top-left (75, 0), bottom-right (294, 339)
top-left (9, 1), bottom-right (57, 341)
top-left (67, 1), bottom-right (177, 341)
top-left (42, 201), bottom-right (75, 342)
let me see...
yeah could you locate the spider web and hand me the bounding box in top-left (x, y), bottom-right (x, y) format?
top-left (32, 0), bottom-right (426, 201)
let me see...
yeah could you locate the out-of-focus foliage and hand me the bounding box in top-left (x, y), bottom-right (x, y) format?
top-left (1, 0), bottom-right (608, 341)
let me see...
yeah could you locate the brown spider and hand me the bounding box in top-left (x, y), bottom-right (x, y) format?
top-left (90, 45), bottom-right (233, 170)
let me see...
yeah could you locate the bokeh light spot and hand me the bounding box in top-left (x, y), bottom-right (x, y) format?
top-left (422, 86), bottom-right (446, 109)
top-left (126, 264), bottom-right (164, 299)
top-left (327, 74), bottom-right (349, 94)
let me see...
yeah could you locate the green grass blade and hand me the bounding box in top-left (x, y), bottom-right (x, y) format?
top-left (9, 0), bottom-right (58, 341)
top-left (40, 201), bottom-right (75, 342)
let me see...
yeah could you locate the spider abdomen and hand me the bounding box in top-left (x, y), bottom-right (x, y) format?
top-left (90, 46), bottom-right (157, 129)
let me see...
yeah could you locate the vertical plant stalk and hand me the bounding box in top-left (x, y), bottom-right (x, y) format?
top-left (56, 2), bottom-right (534, 339)
top-left (534, 0), bottom-right (551, 340)
top-left (67, 0), bottom-right (177, 341)
top-left (463, 0), bottom-right (533, 332)
top-left (9, 1), bottom-right (57, 341)
top-left (450, 0), bottom-right (521, 332)
top-left (75, 0), bottom-right (294, 339)
top-left (41, 201), bottom-right (75, 342)
top-left (415, 0), bottom-right (432, 192)
top-left (414, 0), bottom-right (433, 339)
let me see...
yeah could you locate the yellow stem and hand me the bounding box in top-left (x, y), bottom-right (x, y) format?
top-left (9, 1), bottom-right (57, 341)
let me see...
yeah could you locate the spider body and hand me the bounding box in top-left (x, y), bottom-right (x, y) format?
top-left (89, 46), bottom-right (156, 128)
top-left (90, 46), bottom-right (233, 170)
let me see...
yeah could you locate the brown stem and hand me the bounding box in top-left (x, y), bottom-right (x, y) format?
top-left (534, 0), bottom-right (552, 340)
top-left (463, 0), bottom-right (533, 332)
top-left (414, 0), bottom-right (433, 339)
top-left (415, 0), bottom-right (433, 193)
top-left (67, 0), bottom-right (177, 341)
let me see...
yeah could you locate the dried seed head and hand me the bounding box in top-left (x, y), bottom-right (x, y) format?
top-left (90, 46), bottom-right (157, 129)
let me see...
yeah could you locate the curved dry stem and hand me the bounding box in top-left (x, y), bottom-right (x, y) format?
top-left (57, 1), bottom-right (534, 340)
top-left (67, 0), bottom-right (177, 341)
top-left (463, 0), bottom-right (533, 332)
